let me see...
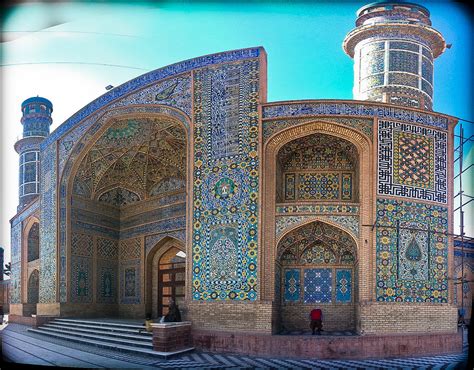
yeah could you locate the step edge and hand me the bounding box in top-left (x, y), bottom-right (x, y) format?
top-left (28, 328), bottom-right (194, 358)
top-left (30, 328), bottom-right (153, 348)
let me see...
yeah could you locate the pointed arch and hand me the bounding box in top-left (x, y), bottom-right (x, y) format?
top-left (145, 236), bottom-right (186, 318)
top-left (27, 269), bottom-right (40, 305)
top-left (277, 219), bottom-right (358, 266)
top-left (21, 216), bottom-right (40, 305)
top-left (261, 119), bottom-right (373, 304)
top-left (56, 105), bottom-right (191, 307)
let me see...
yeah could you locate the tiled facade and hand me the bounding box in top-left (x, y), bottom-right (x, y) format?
top-left (8, 1), bottom-right (466, 358)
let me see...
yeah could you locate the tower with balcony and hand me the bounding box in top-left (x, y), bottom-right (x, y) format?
top-left (14, 97), bottom-right (53, 210)
top-left (343, 1), bottom-right (447, 110)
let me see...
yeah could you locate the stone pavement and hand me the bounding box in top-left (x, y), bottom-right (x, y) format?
top-left (1, 322), bottom-right (469, 369)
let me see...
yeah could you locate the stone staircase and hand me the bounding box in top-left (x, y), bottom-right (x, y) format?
top-left (28, 318), bottom-right (186, 358)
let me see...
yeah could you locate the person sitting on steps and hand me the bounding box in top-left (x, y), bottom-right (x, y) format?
top-left (164, 298), bottom-right (182, 322)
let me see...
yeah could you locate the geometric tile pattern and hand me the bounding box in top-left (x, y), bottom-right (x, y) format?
top-left (263, 117), bottom-right (373, 142)
top-left (276, 215), bottom-right (359, 239)
top-left (279, 221), bottom-right (356, 304)
top-left (341, 173), bottom-right (353, 200)
top-left (72, 116), bottom-right (186, 202)
top-left (278, 134), bottom-right (356, 172)
top-left (284, 172), bottom-right (354, 201)
top-left (279, 133), bottom-right (357, 202)
top-left (71, 233), bottom-right (93, 257)
top-left (97, 259), bottom-right (118, 304)
top-left (376, 198), bottom-right (448, 302)
top-left (39, 141), bottom-right (58, 303)
top-left (119, 238), bottom-right (141, 260)
top-left (297, 173), bottom-right (340, 200)
top-left (336, 269), bottom-right (352, 303)
top-left (192, 58), bottom-right (260, 301)
top-left (262, 102), bottom-right (449, 130)
top-left (300, 244), bottom-right (337, 264)
top-left (10, 222), bottom-right (22, 304)
top-left (394, 131), bottom-right (434, 189)
top-left (97, 237), bottom-right (119, 259)
top-left (304, 268), bottom-right (332, 303)
top-left (378, 120), bottom-right (447, 204)
top-left (120, 260), bottom-right (141, 304)
top-left (284, 269), bottom-right (300, 302)
top-left (278, 221), bottom-right (357, 265)
top-left (70, 255), bottom-right (93, 303)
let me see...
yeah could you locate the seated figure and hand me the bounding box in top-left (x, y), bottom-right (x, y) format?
top-left (164, 299), bottom-right (182, 322)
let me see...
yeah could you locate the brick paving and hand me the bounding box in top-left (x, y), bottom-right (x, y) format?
top-left (1, 323), bottom-right (469, 369)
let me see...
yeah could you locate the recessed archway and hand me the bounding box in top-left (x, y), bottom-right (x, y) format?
top-left (65, 112), bottom-right (189, 317)
top-left (277, 220), bottom-right (358, 332)
top-left (261, 119), bottom-right (373, 328)
top-left (27, 269), bottom-right (40, 313)
top-left (146, 237), bottom-right (186, 319)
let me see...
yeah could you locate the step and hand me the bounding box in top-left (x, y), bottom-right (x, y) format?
top-left (45, 321), bottom-right (152, 336)
top-left (28, 328), bottom-right (194, 359)
top-left (32, 327), bottom-right (153, 349)
top-left (44, 323), bottom-right (153, 341)
top-left (54, 318), bottom-right (144, 330)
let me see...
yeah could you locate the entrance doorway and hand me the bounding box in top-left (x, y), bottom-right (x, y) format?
top-left (157, 247), bottom-right (185, 316)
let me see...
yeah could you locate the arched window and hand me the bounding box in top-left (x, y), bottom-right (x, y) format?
top-left (27, 222), bottom-right (40, 262)
top-left (27, 269), bottom-right (40, 304)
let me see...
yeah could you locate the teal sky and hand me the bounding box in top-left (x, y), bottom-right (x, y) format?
top-left (1, 0), bottom-right (473, 264)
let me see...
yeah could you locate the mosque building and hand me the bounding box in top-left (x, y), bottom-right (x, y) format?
top-left (9, 1), bottom-right (472, 358)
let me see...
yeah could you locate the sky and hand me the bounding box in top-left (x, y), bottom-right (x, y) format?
top-left (1, 0), bottom-right (473, 269)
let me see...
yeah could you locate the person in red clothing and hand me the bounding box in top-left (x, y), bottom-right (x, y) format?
top-left (309, 308), bottom-right (323, 335)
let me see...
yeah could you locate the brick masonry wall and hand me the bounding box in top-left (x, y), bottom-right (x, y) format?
top-left (9, 314), bottom-right (54, 327)
top-left (192, 329), bottom-right (462, 359)
top-left (358, 302), bottom-right (458, 334)
top-left (152, 323), bottom-right (192, 352)
top-left (282, 303), bottom-right (355, 331)
top-left (184, 301), bottom-right (275, 334)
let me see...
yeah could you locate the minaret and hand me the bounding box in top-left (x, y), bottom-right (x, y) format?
top-left (343, 1), bottom-right (446, 110)
top-left (14, 97), bottom-right (53, 210)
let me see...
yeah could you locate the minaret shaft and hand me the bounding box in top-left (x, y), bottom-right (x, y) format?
top-left (14, 97), bottom-right (53, 210)
top-left (343, 1), bottom-right (446, 110)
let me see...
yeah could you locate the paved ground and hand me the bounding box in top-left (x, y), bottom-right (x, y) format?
top-left (1, 321), bottom-right (469, 369)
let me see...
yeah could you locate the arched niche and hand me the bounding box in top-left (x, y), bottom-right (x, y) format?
top-left (277, 220), bottom-right (358, 333)
top-left (64, 112), bottom-right (189, 314)
top-left (27, 222), bottom-right (40, 262)
top-left (261, 119), bottom-right (372, 311)
top-left (276, 132), bottom-right (359, 203)
top-left (145, 237), bottom-right (185, 319)
top-left (27, 269), bottom-right (40, 307)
